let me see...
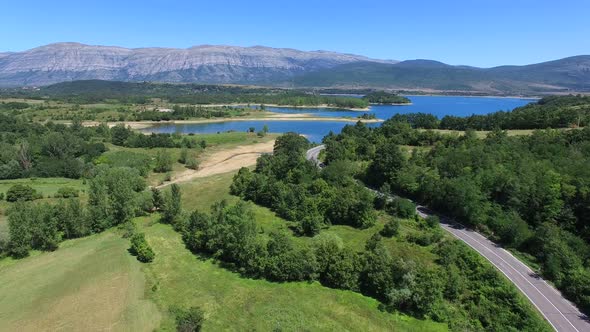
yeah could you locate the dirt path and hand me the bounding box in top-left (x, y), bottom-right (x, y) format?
top-left (156, 140), bottom-right (275, 188)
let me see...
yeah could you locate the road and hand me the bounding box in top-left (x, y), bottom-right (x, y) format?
top-left (307, 145), bottom-right (590, 332)
top-left (306, 145), bottom-right (325, 166)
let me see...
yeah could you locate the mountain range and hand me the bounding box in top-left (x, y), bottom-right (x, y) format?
top-left (1, 42), bottom-right (589, 95)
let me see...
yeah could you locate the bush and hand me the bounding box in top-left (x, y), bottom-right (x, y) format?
top-left (179, 148), bottom-right (189, 164)
top-left (380, 218), bottom-right (400, 237)
top-left (6, 184), bottom-right (40, 202)
top-left (425, 215), bottom-right (440, 228)
top-left (186, 157), bottom-right (199, 170)
top-left (54, 186), bottom-right (80, 198)
top-left (129, 232), bottom-right (155, 262)
top-left (174, 306), bottom-right (205, 332)
top-left (0, 192), bottom-right (4, 201)
top-left (386, 197), bottom-right (416, 218)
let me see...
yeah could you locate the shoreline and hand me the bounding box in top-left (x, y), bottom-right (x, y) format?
top-left (81, 116), bottom-right (383, 130)
top-left (401, 94), bottom-right (540, 100)
top-left (198, 103), bottom-right (372, 111)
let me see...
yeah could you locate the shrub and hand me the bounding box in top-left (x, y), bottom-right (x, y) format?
top-left (386, 197), bottom-right (416, 218)
top-left (425, 215), bottom-right (440, 228)
top-left (179, 148), bottom-right (189, 164)
top-left (380, 218), bottom-right (400, 237)
top-left (174, 306), bottom-right (205, 332)
top-left (0, 192), bottom-right (4, 201)
top-left (186, 157), bottom-right (199, 170)
top-left (54, 186), bottom-right (80, 198)
top-left (129, 232), bottom-right (155, 262)
top-left (6, 184), bottom-right (40, 202)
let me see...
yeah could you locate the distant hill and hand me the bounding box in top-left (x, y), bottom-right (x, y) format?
top-left (0, 42), bottom-right (589, 95)
top-left (293, 56), bottom-right (590, 94)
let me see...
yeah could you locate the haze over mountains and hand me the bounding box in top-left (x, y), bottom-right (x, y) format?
top-left (1, 42), bottom-right (589, 94)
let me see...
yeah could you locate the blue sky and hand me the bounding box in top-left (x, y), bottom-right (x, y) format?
top-left (1, 0), bottom-right (588, 67)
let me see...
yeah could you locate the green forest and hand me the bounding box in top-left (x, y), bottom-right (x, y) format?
top-left (322, 116), bottom-right (590, 315)
top-left (206, 133), bottom-right (549, 331)
top-left (362, 91), bottom-right (411, 104)
top-left (0, 80), bottom-right (369, 109)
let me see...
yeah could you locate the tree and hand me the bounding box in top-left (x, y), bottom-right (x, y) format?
top-left (88, 167), bottom-right (144, 231)
top-left (162, 184), bottom-right (182, 226)
top-left (360, 236), bottom-right (394, 301)
top-left (263, 124), bottom-right (269, 134)
top-left (154, 150), bottom-right (173, 173)
top-left (151, 187), bottom-right (164, 211)
top-left (54, 198), bottom-right (90, 239)
top-left (17, 140), bottom-right (32, 171)
top-left (7, 202), bottom-right (61, 257)
top-left (7, 202), bottom-right (34, 257)
top-left (367, 139), bottom-right (406, 186)
top-left (299, 214), bottom-right (322, 236)
top-left (111, 124), bottom-right (131, 145)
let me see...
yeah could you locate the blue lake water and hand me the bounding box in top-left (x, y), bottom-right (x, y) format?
top-left (143, 96), bottom-right (534, 142)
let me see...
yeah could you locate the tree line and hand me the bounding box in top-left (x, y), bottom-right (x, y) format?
top-left (0, 114), bottom-right (213, 181)
top-left (0, 80), bottom-right (369, 109)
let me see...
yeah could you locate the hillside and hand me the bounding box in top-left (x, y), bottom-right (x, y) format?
top-left (293, 56), bottom-right (590, 94)
top-left (0, 43), bottom-right (589, 95)
top-left (0, 42), bottom-right (392, 87)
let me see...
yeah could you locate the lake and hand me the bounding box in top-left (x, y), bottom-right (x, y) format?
top-left (142, 96), bottom-right (533, 142)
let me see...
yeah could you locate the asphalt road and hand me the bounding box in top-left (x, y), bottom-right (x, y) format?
top-left (307, 145), bottom-right (590, 332)
top-left (306, 145), bottom-right (325, 166)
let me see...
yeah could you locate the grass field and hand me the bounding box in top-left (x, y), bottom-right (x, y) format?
top-left (0, 177), bottom-right (86, 197)
top-left (148, 172), bottom-right (448, 330)
top-left (0, 170), bottom-right (447, 331)
top-left (137, 217), bottom-right (446, 331)
top-left (0, 231), bottom-right (160, 331)
top-left (104, 132), bottom-right (277, 186)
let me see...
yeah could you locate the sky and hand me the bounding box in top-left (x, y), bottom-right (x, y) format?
top-left (1, 0), bottom-right (588, 67)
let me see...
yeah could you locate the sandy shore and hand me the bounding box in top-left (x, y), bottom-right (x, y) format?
top-left (82, 113), bottom-right (383, 130)
top-left (199, 103), bottom-right (371, 111)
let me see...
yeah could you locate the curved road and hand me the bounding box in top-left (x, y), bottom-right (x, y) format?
top-left (307, 145), bottom-right (589, 332)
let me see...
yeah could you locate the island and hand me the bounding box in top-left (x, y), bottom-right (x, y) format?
top-left (362, 91), bottom-right (412, 104)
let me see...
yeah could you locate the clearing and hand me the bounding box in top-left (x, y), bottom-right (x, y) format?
top-left (0, 231), bottom-right (160, 332)
top-left (157, 140), bottom-right (275, 188)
